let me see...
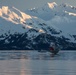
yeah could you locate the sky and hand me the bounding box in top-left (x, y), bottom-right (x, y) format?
top-left (0, 0), bottom-right (76, 11)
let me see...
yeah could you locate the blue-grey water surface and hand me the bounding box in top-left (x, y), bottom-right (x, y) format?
top-left (0, 50), bottom-right (76, 75)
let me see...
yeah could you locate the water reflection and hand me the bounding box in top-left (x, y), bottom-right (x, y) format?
top-left (20, 59), bottom-right (27, 75)
top-left (0, 50), bottom-right (76, 60)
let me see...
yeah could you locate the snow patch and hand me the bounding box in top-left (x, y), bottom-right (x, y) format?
top-left (47, 2), bottom-right (57, 9)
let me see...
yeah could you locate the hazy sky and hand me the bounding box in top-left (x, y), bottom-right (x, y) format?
top-left (0, 0), bottom-right (76, 11)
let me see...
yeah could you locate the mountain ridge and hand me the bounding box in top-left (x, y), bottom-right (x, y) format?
top-left (0, 2), bottom-right (76, 50)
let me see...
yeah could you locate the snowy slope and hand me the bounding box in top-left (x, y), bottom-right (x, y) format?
top-left (26, 2), bottom-right (76, 20)
top-left (0, 6), bottom-right (60, 39)
top-left (26, 2), bottom-right (76, 43)
top-left (26, 2), bottom-right (57, 21)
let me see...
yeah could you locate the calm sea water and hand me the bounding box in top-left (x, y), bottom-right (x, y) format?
top-left (0, 50), bottom-right (76, 75)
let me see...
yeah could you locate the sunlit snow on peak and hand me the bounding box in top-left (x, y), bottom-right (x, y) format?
top-left (47, 2), bottom-right (57, 9)
top-left (65, 11), bottom-right (76, 16)
top-left (0, 6), bottom-right (32, 25)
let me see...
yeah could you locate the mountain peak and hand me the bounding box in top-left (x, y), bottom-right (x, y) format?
top-left (0, 6), bottom-right (32, 24)
top-left (41, 2), bottom-right (57, 10)
top-left (60, 3), bottom-right (76, 9)
top-left (47, 2), bottom-right (57, 9)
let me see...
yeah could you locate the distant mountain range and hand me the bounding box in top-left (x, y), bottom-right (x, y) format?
top-left (0, 2), bottom-right (76, 50)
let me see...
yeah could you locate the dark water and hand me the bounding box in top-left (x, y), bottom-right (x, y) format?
top-left (0, 50), bottom-right (76, 75)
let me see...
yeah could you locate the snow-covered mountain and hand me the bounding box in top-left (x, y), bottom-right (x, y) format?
top-left (0, 6), bottom-right (60, 37)
top-left (0, 2), bottom-right (76, 50)
top-left (26, 2), bottom-right (76, 42)
top-left (26, 2), bottom-right (76, 20)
